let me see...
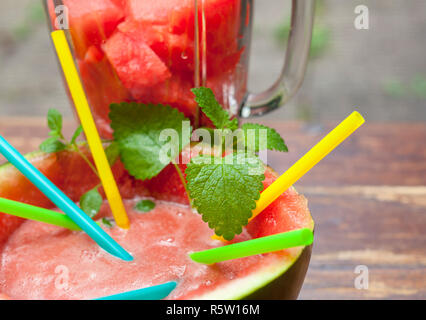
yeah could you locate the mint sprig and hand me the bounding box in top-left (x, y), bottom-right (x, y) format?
top-left (109, 102), bottom-right (192, 180)
top-left (40, 109), bottom-right (68, 153)
top-left (104, 141), bottom-right (120, 166)
top-left (186, 153), bottom-right (265, 240)
top-left (241, 123), bottom-right (288, 152)
top-left (100, 217), bottom-right (114, 228)
top-left (70, 125), bottom-right (83, 145)
top-left (191, 87), bottom-right (238, 130)
top-left (40, 110), bottom-right (85, 153)
top-left (47, 108), bottom-right (63, 134)
top-left (40, 87), bottom-right (289, 239)
top-left (39, 137), bottom-right (67, 153)
top-left (39, 109), bottom-right (115, 220)
top-left (80, 187), bottom-right (103, 218)
top-left (135, 199), bottom-right (156, 213)
top-left (192, 87), bottom-right (288, 153)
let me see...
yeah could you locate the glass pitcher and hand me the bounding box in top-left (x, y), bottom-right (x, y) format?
top-left (44, 0), bottom-right (315, 138)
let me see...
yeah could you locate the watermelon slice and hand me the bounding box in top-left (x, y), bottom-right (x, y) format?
top-left (62, 0), bottom-right (125, 59)
top-left (0, 147), bottom-right (313, 299)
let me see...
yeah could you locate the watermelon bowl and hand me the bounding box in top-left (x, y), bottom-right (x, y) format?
top-left (0, 147), bottom-right (314, 300)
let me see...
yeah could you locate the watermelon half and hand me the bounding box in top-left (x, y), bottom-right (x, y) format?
top-left (0, 148), bottom-right (313, 299)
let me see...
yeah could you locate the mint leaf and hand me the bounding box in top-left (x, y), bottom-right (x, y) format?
top-left (48, 131), bottom-right (62, 139)
top-left (105, 141), bottom-right (120, 166)
top-left (134, 199), bottom-right (156, 213)
top-left (80, 187), bottom-right (103, 218)
top-left (71, 125), bottom-right (83, 145)
top-left (109, 102), bottom-right (191, 180)
top-left (191, 87), bottom-right (238, 130)
top-left (101, 217), bottom-right (114, 228)
top-left (47, 109), bottom-right (63, 133)
top-left (241, 123), bottom-right (288, 152)
top-left (186, 153), bottom-right (265, 240)
top-left (39, 137), bottom-right (66, 153)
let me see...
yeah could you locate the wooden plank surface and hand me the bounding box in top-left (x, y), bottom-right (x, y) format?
top-left (0, 117), bottom-right (425, 299)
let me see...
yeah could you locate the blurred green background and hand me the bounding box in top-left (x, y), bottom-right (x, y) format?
top-left (0, 0), bottom-right (425, 122)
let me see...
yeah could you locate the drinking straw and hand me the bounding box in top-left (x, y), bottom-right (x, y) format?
top-left (0, 135), bottom-right (133, 261)
top-left (249, 111), bottom-right (365, 221)
top-left (191, 228), bottom-right (313, 264)
top-left (0, 198), bottom-right (80, 231)
top-left (211, 111), bottom-right (365, 242)
top-left (96, 281), bottom-right (178, 300)
top-left (50, 30), bottom-right (130, 230)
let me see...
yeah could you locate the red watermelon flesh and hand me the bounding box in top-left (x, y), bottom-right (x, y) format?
top-left (131, 74), bottom-right (197, 120)
top-left (110, 0), bottom-right (127, 8)
top-left (120, 0), bottom-right (242, 73)
top-left (55, 0), bottom-right (245, 134)
top-left (103, 30), bottom-right (172, 92)
top-left (79, 46), bottom-right (131, 139)
top-left (62, 0), bottom-right (125, 59)
top-left (126, 0), bottom-right (193, 34)
top-left (0, 148), bottom-right (313, 299)
top-left (117, 20), bottom-right (195, 73)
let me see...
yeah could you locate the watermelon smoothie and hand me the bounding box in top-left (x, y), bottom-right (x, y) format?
top-left (0, 150), bottom-right (313, 300)
top-left (47, 0), bottom-right (249, 137)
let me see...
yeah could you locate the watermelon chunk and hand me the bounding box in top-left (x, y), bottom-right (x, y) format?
top-left (131, 74), bottom-right (197, 119)
top-left (57, 0), bottom-right (246, 137)
top-left (118, 0), bottom-right (242, 74)
top-left (103, 30), bottom-right (171, 93)
top-left (79, 46), bottom-right (131, 139)
top-left (126, 0), bottom-right (193, 34)
top-left (62, 0), bottom-right (125, 59)
top-left (117, 19), bottom-right (195, 73)
top-left (110, 0), bottom-right (127, 8)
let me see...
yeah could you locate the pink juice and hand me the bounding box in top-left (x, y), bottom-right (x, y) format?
top-left (0, 199), bottom-right (290, 300)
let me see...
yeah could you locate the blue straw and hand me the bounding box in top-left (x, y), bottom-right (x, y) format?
top-left (0, 135), bottom-right (133, 262)
top-left (96, 281), bottom-right (177, 300)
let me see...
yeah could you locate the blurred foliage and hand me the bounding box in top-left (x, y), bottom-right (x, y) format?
top-left (382, 75), bottom-right (426, 100)
top-left (411, 75), bottom-right (426, 99)
top-left (12, 1), bottom-right (45, 40)
top-left (382, 79), bottom-right (407, 98)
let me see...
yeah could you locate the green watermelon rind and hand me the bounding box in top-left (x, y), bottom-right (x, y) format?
top-left (0, 151), bottom-right (314, 300)
top-left (194, 244), bottom-right (311, 300)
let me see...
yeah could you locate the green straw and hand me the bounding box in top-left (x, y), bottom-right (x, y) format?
top-left (189, 228), bottom-right (314, 264)
top-left (0, 198), bottom-right (80, 231)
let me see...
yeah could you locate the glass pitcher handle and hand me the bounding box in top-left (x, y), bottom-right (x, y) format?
top-left (240, 0), bottom-right (316, 118)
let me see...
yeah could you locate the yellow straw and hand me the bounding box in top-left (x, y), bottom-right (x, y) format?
top-left (250, 111), bottom-right (365, 221)
top-left (212, 111), bottom-right (364, 241)
top-left (51, 30), bottom-right (130, 229)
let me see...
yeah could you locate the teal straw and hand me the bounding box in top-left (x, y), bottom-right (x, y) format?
top-left (0, 135), bottom-right (133, 261)
top-left (96, 281), bottom-right (177, 300)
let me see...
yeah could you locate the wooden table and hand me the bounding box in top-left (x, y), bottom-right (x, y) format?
top-left (0, 117), bottom-right (425, 299)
